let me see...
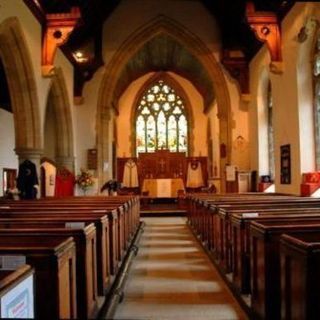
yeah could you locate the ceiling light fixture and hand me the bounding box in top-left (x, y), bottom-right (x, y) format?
top-left (73, 51), bottom-right (88, 63)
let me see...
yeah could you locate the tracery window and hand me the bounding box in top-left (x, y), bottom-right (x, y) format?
top-left (135, 80), bottom-right (188, 154)
top-left (314, 34), bottom-right (320, 169)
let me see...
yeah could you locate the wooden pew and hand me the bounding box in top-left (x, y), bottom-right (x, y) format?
top-left (188, 195), bottom-right (318, 248)
top-left (216, 205), bottom-right (320, 273)
top-left (280, 231), bottom-right (320, 320)
top-left (0, 196), bottom-right (141, 293)
top-left (0, 265), bottom-right (34, 318)
top-left (230, 211), bottom-right (320, 295)
top-left (0, 225), bottom-right (98, 319)
top-left (1, 195), bottom-right (139, 236)
top-left (0, 235), bottom-right (76, 320)
top-left (250, 219), bottom-right (320, 320)
top-left (1, 202), bottom-right (127, 266)
top-left (190, 197), bottom-right (320, 258)
top-left (0, 211), bottom-right (112, 295)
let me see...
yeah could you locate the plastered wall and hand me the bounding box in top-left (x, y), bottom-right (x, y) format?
top-left (249, 2), bottom-right (320, 194)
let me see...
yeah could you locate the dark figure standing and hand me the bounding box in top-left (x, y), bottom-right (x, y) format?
top-left (17, 160), bottom-right (39, 199)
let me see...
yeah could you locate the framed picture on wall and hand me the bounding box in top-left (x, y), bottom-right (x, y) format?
top-left (280, 144), bottom-right (291, 184)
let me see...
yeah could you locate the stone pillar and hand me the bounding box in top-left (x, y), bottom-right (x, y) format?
top-left (98, 109), bottom-right (112, 190)
top-left (55, 156), bottom-right (75, 173)
top-left (15, 148), bottom-right (43, 198)
top-left (217, 113), bottom-right (232, 193)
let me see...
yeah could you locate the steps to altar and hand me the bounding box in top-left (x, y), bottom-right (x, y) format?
top-left (140, 197), bottom-right (187, 217)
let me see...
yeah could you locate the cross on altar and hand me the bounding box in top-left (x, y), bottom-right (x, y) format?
top-left (159, 158), bottom-right (166, 172)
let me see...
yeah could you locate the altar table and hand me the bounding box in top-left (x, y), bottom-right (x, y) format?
top-left (142, 178), bottom-right (185, 198)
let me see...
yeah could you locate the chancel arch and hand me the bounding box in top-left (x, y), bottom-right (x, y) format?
top-left (97, 15), bottom-right (232, 190)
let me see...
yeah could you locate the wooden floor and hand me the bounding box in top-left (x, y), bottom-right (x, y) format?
top-left (113, 217), bottom-right (247, 320)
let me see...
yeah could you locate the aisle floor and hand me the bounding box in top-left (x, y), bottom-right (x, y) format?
top-left (113, 217), bottom-right (247, 320)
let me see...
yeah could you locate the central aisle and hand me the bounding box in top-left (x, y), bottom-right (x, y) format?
top-left (113, 217), bottom-right (247, 320)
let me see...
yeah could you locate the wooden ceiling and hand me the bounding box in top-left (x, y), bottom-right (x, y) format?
top-left (36, 0), bottom-right (294, 58)
top-left (0, 0), bottom-right (295, 110)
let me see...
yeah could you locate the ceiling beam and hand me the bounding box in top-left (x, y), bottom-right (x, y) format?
top-left (42, 7), bottom-right (81, 77)
top-left (246, 1), bottom-right (283, 74)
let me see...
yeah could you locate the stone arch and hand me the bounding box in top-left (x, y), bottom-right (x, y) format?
top-left (97, 15), bottom-right (231, 189)
top-left (129, 72), bottom-right (195, 156)
top-left (0, 17), bottom-right (41, 154)
top-left (45, 68), bottom-right (74, 171)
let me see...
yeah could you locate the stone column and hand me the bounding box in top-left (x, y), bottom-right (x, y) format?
top-left (55, 156), bottom-right (75, 172)
top-left (217, 113), bottom-right (232, 193)
top-left (97, 109), bottom-right (112, 190)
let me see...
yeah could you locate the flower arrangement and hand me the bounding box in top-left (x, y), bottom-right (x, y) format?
top-left (76, 168), bottom-right (94, 192)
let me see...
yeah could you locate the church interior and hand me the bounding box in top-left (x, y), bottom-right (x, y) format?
top-left (2, 0), bottom-right (320, 319)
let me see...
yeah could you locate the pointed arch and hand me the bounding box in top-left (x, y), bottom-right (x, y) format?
top-left (0, 17), bottom-right (41, 151)
top-left (130, 72), bottom-right (195, 155)
top-left (45, 68), bottom-right (74, 170)
top-left (97, 15), bottom-right (231, 189)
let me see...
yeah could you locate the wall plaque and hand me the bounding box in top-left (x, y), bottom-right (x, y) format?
top-left (280, 144), bottom-right (291, 184)
top-left (87, 149), bottom-right (97, 170)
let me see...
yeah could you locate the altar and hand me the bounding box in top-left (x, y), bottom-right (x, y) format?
top-left (142, 178), bottom-right (185, 198)
top-left (117, 150), bottom-right (208, 195)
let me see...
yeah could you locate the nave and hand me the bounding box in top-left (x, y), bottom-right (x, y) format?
top-left (113, 217), bottom-right (247, 320)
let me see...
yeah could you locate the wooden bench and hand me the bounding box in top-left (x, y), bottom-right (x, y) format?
top-left (250, 219), bottom-right (320, 319)
top-left (187, 195), bottom-right (314, 247)
top-left (0, 235), bottom-right (76, 320)
top-left (0, 264), bottom-right (34, 318)
top-left (0, 225), bottom-right (98, 319)
top-left (230, 210), bottom-right (320, 295)
top-left (280, 231), bottom-right (320, 320)
top-left (1, 202), bottom-right (129, 268)
top-left (216, 204), bottom-right (320, 273)
top-left (0, 210), bottom-right (112, 295)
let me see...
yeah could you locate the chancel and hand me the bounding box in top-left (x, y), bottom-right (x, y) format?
top-left (2, 1), bottom-right (320, 319)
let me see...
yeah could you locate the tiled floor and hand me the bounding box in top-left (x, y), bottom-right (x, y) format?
top-left (113, 217), bottom-right (247, 320)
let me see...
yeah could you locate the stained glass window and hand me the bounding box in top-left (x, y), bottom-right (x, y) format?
top-left (135, 80), bottom-right (188, 154)
top-left (314, 35), bottom-right (320, 169)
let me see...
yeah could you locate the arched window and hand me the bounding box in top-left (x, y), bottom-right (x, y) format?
top-left (314, 34), bottom-right (320, 169)
top-left (267, 82), bottom-right (275, 180)
top-left (135, 80), bottom-right (188, 154)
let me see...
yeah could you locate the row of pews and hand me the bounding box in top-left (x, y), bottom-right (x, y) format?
top-left (0, 195), bottom-right (140, 319)
top-left (187, 193), bottom-right (320, 320)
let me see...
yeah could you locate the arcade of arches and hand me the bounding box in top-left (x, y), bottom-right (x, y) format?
top-left (2, 2), bottom-right (320, 197)
top-left (2, 1), bottom-right (320, 319)
top-left (1, 2), bottom-right (320, 196)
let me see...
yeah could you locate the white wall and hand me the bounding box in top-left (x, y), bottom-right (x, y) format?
top-left (249, 2), bottom-right (320, 194)
top-left (0, 109), bottom-right (18, 196)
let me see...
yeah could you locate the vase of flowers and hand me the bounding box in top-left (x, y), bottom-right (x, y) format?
top-left (76, 168), bottom-right (94, 195)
